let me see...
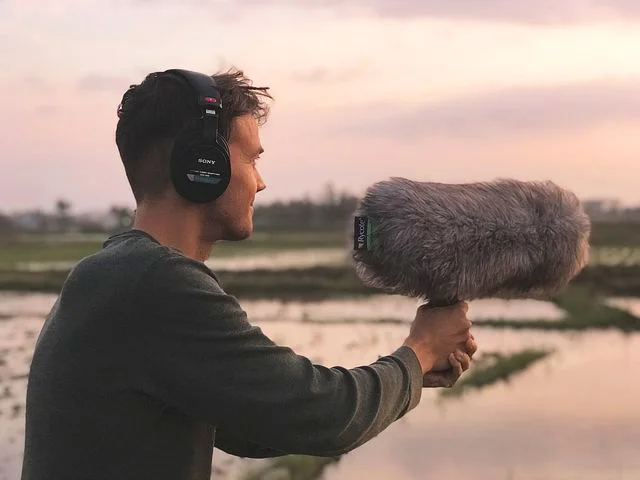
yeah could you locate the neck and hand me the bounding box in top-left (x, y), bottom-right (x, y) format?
top-left (132, 198), bottom-right (215, 262)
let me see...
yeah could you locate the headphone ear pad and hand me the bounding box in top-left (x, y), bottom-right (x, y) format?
top-left (171, 133), bottom-right (231, 203)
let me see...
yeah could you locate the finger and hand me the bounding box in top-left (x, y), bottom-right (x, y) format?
top-left (465, 336), bottom-right (478, 356)
top-left (455, 350), bottom-right (471, 371)
top-left (449, 352), bottom-right (463, 377)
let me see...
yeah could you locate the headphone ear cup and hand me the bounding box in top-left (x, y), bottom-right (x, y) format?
top-left (217, 132), bottom-right (230, 151)
top-left (170, 134), bottom-right (231, 203)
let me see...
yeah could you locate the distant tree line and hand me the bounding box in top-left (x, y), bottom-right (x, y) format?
top-left (1, 186), bottom-right (640, 237)
top-left (0, 200), bottom-right (135, 236)
top-left (0, 185), bottom-right (361, 235)
top-left (253, 186), bottom-right (359, 231)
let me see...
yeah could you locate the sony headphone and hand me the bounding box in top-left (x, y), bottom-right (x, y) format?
top-left (164, 68), bottom-right (231, 203)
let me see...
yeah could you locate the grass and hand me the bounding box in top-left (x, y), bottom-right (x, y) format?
top-left (240, 455), bottom-right (341, 480)
top-left (1, 221), bottom-right (638, 266)
top-left (0, 269), bottom-right (70, 293)
top-left (588, 221), bottom-right (640, 247)
top-left (0, 231), bottom-right (346, 266)
top-left (216, 267), bottom-right (374, 300)
top-left (0, 238), bottom-right (103, 264)
top-left (1, 264), bottom-right (640, 333)
top-left (573, 264), bottom-right (640, 296)
top-left (3, 261), bottom-right (640, 300)
top-left (297, 283), bottom-right (640, 332)
top-left (474, 285), bottom-right (640, 333)
top-left (0, 226), bottom-right (639, 332)
top-left (439, 348), bottom-right (553, 399)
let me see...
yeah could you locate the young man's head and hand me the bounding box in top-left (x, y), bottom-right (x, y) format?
top-left (115, 67), bottom-right (272, 242)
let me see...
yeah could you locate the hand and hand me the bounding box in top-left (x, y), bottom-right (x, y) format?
top-left (423, 335), bottom-right (477, 388)
top-left (402, 301), bottom-right (472, 374)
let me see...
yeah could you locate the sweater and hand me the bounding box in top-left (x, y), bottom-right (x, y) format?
top-left (21, 229), bottom-right (423, 480)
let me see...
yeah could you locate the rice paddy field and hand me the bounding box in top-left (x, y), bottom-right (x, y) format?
top-left (0, 221), bottom-right (639, 479)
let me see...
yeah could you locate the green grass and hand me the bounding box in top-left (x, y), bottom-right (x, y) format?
top-left (0, 231), bottom-right (346, 267)
top-left (2, 262), bottom-right (640, 321)
top-left (439, 348), bottom-right (553, 399)
top-left (0, 238), bottom-right (103, 264)
top-left (216, 267), bottom-right (374, 300)
top-left (588, 221), bottom-right (640, 247)
top-left (0, 269), bottom-right (70, 293)
top-left (574, 264), bottom-right (640, 296)
top-left (218, 231), bottom-right (346, 253)
top-left (1, 220), bottom-right (637, 266)
top-left (241, 455), bottom-right (341, 480)
top-left (1, 226), bottom-right (639, 333)
top-left (474, 285), bottom-right (640, 332)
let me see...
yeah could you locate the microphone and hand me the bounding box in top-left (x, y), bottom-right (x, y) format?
top-left (350, 177), bottom-right (591, 305)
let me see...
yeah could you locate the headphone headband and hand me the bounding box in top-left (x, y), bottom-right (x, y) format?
top-left (163, 68), bottom-right (221, 105)
top-left (163, 69), bottom-right (222, 144)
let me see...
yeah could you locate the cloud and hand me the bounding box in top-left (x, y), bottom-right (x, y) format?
top-left (234, 0), bottom-right (640, 24)
top-left (22, 76), bottom-right (55, 92)
top-left (77, 74), bottom-right (129, 92)
top-left (337, 79), bottom-right (640, 138)
top-left (290, 66), bottom-right (368, 84)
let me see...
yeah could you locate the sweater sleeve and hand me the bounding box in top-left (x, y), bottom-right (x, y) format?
top-left (131, 252), bottom-right (423, 457)
top-left (214, 429), bottom-right (287, 458)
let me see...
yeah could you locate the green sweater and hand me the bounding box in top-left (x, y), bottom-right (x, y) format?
top-left (21, 229), bottom-right (423, 480)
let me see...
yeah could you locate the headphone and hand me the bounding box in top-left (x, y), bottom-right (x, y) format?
top-left (163, 69), bottom-right (231, 203)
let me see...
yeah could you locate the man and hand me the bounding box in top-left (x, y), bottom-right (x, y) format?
top-left (21, 67), bottom-right (477, 480)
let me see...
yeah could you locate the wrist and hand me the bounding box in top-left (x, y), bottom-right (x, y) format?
top-left (402, 337), bottom-right (435, 374)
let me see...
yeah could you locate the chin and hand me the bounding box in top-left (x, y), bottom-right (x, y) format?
top-left (225, 222), bottom-right (253, 241)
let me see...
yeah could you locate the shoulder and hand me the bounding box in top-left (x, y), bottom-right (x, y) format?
top-left (133, 250), bottom-right (250, 333)
top-left (140, 249), bottom-right (223, 292)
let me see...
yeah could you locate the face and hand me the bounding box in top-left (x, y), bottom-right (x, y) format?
top-left (203, 114), bottom-right (266, 241)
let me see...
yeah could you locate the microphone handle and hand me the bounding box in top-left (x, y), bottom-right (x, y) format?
top-left (425, 298), bottom-right (460, 308)
top-left (422, 296), bottom-right (469, 377)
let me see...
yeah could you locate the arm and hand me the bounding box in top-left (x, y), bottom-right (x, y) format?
top-left (131, 252), bottom-right (423, 457)
top-left (214, 429), bottom-right (286, 458)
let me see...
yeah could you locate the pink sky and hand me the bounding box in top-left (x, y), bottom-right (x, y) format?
top-left (1, 0), bottom-right (639, 212)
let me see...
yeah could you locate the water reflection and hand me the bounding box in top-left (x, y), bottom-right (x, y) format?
top-left (241, 296), bottom-right (567, 323)
top-left (0, 292), bottom-right (639, 480)
top-left (607, 297), bottom-right (640, 318)
top-left (0, 292), bottom-right (58, 317)
top-left (321, 330), bottom-right (640, 480)
top-left (205, 249), bottom-right (346, 271)
top-left (9, 248), bottom-right (347, 273)
top-left (8, 246), bottom-right (640, 273)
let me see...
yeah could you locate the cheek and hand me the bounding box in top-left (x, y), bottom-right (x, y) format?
top-left (236, 166), bottom-right (256, 191)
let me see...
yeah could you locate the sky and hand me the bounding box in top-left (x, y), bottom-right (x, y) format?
top-left (1, 0), bottom-right (639, 212)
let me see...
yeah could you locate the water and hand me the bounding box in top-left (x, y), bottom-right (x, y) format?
top-left (606, 297), bottom-right (640, 318)
top-left (205, 249), bottom-right (347, 271)
top-left (8, 245), bottom-right (640, 273)
top-left (0, 292), bottom-right (639, 480)
top-left (240, 296), bottom-right (567, 324)
top-left (9, 249), bottom-right (347, 273)
top-left (320, 329), bottom-right (640, 480)
top-left (589, 247), bottom-right (640, 267)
